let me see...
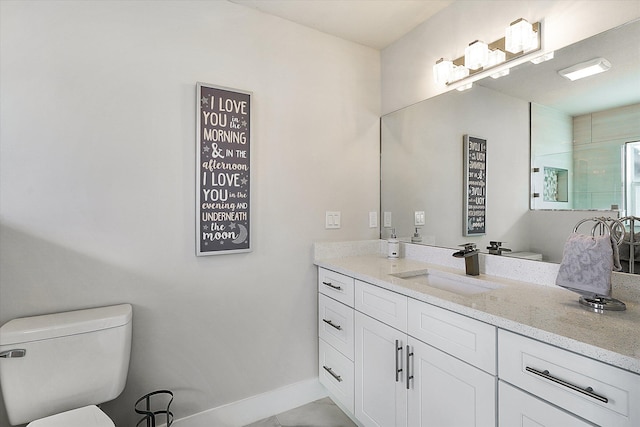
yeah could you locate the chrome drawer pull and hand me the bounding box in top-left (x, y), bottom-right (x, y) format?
top-left (406, 345), bottom-right (414, 390)
top-left (322, 318), bottom-right (342, 330)
top-left (323, 365), bottom-right (343, 382)
top-left (322, 281), bottom-right (342, 291)
top-left (395, 340), bottom-right (403, 382)
top-left (0, 349), bottom-right (26, 358)
top-left (525, 366), bottom-right (608, 403)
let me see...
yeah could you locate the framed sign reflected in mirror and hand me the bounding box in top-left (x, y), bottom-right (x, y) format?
top-left (463, 135), bottom-right (487, 237)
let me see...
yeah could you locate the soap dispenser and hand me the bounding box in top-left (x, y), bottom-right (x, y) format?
top-left (411, 227), bottom-right (423, 243)
top-left (388, 228), bottom-right (400, 258)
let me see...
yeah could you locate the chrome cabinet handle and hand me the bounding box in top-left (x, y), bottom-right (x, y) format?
top-left (406, 345), bottom-right (414, 390)
top-left (322, 318), bottom-right (342, 330)
top-left (0, 349), bottom-right (26, 358)
top-left (323, 365), bottom-right (342, 382)
top-left (526, 366), bottom-right (608, 403)
top-left (395, 340), bottom-right (403, 382)
top-left (322, 281), bottom-right (342, 291)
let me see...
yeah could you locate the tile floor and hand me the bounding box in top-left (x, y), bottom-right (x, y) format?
top-left (244, 397), bottom-right (358, 427)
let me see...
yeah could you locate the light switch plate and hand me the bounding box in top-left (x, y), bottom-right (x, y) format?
top-left (369, 211), bottom-right (377, 228)
top-left (383, 211), bottom-right (392, 228)
top-left (325, 211), bottom-right (341, 229)
top-left (415, 211), bottom-right (425, 226)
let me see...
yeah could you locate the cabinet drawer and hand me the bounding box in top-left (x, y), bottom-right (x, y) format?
top-left (499, 381), bottom-right (592, 426)
top-left (318, 268), bottom-right (355, 307)
top-left (355, 280), bottom-right (407, 332)
top-left (498, 329), bottom-right (640, 427)
top-left (407, 298), bottom-right (496, 374)
top-left (319, 338), bottom-right (354, 414)
top-left (319, 293), bottom-right (354, 360)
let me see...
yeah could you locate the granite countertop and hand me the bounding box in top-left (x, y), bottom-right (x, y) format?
top-left (315, 254), bottom-right (640, 375)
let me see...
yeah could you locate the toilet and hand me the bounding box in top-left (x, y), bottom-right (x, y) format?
top-left (0, 304), bottom-right (132, 426)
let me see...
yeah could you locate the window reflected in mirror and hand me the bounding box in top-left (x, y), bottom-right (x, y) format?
top-left (625, 141), bottom-right (640, 217)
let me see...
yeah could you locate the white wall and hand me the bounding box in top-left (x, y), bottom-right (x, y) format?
top-left (528, 209), bottom-right (618, 263)
top-left (382, 0), bottom-right (640, 115)
top-left (0, 1), bottom-right (379, 425)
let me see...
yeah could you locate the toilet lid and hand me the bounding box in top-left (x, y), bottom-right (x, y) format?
top-left (27, 405), bottom-right (115, 427)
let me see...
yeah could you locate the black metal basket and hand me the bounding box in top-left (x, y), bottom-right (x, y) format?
top-left (135, 390), bottom-right (174, 427)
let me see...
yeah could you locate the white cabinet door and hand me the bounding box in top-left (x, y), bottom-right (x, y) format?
top-left (499, 381), bottom-right (592, 427)
top-left (355, 312), bottom-right (407, 427)
top-left (407, 337), bottom-right (496, 427)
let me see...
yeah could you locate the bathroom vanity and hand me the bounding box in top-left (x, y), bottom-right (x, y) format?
top-left (315, 241), bottom-right (640, 427)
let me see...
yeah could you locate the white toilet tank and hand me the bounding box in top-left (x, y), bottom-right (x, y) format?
top-left (0, 304), bottom-right (132, 426)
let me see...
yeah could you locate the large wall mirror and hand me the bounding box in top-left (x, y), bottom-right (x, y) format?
top-left (381, 19), bottom-right (640, 264)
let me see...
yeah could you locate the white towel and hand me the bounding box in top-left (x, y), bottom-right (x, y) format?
top-left (555, 233), bottom-right (621, 297)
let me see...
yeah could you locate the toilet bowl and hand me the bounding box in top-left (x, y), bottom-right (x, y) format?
top-left (0, 304), bottom-right (132, 426)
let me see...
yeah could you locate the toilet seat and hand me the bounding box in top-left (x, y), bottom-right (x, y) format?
top-left (27, 405), bottom-right (114, 427)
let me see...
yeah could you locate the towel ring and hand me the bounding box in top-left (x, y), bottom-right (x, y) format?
top-left (573, 217), bottom-right (625, 246)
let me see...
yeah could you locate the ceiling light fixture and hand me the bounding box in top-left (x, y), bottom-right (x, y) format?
top-left (558, 57), bottom-right (611, 81)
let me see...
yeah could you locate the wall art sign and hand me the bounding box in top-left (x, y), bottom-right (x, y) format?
top-left (196, 83), bottom-right (252, 256)
top-left (463, 135), bottom-right (487, 236)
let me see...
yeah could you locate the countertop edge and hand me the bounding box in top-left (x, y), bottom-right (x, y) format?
top-left (315, 257), bottom-right (640, 375)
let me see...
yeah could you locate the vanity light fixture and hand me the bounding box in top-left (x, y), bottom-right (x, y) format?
top-left (456, 82), bottom-right (474, 92)
top-left (487, 48), bottom-right (506, 67)
top-left (490, 69), bottom-right (510, 79)
top-left (558, 57), bottom-right (611, 81)
top-left (451, 64), bottom-right (470, 82)
top-left (465, 40), bottom-right (489, 70)
top-left (433, 18), bottom-right (542, 87)
top-left (487, 48), bottom-right (509, 79)
top-left (530, 51), bottom-right (555, 64)
top-left (505, 18), bottom-right (538, 53)
top-left (433, 58), bottom-right (455, 84)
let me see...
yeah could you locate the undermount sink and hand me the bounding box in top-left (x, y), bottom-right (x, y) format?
top-left (391, 269), bottom-right (503, 296)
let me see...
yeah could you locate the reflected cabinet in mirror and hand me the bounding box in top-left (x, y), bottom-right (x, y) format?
top-left (381, 19), bottom-right (640, 264)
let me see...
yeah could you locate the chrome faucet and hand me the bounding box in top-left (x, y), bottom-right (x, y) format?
top-left (486, 241), bottom-right (512, 256)
top-left (452, 243), bottom-right (480, 276)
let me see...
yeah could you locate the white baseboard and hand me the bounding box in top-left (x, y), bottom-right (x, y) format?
top-left (170, 378), bottom-right (328, 427)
